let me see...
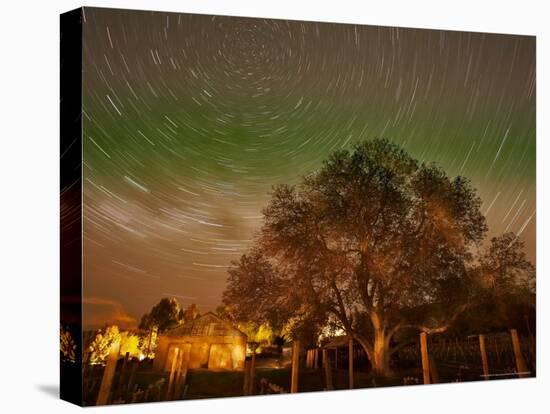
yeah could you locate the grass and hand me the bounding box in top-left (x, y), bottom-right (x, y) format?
top-left (183, 367), bottom-right (413, 400)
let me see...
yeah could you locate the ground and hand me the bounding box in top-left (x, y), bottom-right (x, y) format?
top-left (183, 368), bottom-right (413, 399)
top-left (80, 355), bottom-right (533, 404)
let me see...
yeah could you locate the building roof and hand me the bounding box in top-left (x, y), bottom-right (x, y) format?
top-left (322, 335), bottom-right (353, 349)
top-left (163, 312), bottom-right (247, 338)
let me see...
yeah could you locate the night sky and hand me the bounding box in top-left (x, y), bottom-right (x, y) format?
top-left (81, 7), bottom-right (535, 329)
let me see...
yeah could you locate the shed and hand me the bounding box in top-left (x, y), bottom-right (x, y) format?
top-left (153, 312), bottom-right (247, 371)
top-left (320, 335), bottom-right (369, 370)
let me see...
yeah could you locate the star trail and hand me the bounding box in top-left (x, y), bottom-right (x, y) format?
top-left (80, 8), bottom-right (535, 328)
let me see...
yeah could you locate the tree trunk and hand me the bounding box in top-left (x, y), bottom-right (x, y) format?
top-left (372, 329), bottom-right (391, 377)
top-left (355, 328), bottom-right (391, 377)
top-left (355, 311), bottom-right (392, 377)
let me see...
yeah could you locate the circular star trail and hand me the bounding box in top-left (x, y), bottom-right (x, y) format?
top-left (80, 8), bottom-right (535, 328)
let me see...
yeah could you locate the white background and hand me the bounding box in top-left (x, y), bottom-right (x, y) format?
top-left (0, 0), bottom-right (548, 412)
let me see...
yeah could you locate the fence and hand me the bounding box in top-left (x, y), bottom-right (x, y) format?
top-left (83, 350), bottom-right (182, 405)
top-left (395, 329), bottom-right (535, 383)
top-left (82, 329), bottom-right (535, 404)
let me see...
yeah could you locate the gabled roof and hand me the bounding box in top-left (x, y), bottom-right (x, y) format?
top-left (163, 312), bottom-right (247, 338)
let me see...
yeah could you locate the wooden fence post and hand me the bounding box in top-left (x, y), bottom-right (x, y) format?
top-left (82, 350), bottom-right (92, 401)
top-left (314, 348), bottom-right (319, 369)
top-left (348, 337), bottom-right (354, 389)
top-left (125, 358), bottom-right (138, 402)
top-left (479, 334), bottom-right (490, 380)
top-left (428, 355), bottom-right (439, 384)
top-left (291, 340), bottom-right (300, 393)
top-left (510, 329), bottom-right (528, 378)
top-left (420, 332), bottom-right (430, 385)
top-left (113, 352), bottom-right (130, 402)
top-left (243, 358), bottom-right (251, 396)
top-left (96, 340), bottom-right (120, 405)
top-left (165, 347), bottom-right (180, 400)
top-left (323, 349), bottom-right (334, 390)
top-left (306, 350), bottom-right (311, 368)
top-left (248, 344), bottom-right (258, 395)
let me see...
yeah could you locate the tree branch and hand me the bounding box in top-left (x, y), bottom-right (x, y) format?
top-left (394, 302), bottom-right (472, 335)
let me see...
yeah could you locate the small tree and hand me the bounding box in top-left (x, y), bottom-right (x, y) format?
top-left (470, 232), bottom-right (536, 335)
top-left (88, 326), bottom-right (120, 364)
top-left (478, 233), bottom-right (535, 297)
top-left (216, 304), bottom-right (277, 349)
top-left (60, 325), bottom-right (76, 363)
top-left (139, 297), bottom-right (184, 333)
top-left (138, 329), bottom-right (159, 359)
top-left (119, 332), bottom-right (140, 357)
top-left (139, 297), bottom-right (184, 358)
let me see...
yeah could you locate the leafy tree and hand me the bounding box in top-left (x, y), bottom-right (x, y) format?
top-left (139, 297), bottom-right (184, 333)
top-left (119, 332), bottom-right (140, 357)
top-left (87, 327), bottom-right (145, 363)
top-left (224, 138), bottom-right (490, 376)
top-left (215, 305), bottom-right (237, 323)
top-left (60, 325), bottom-right (76, 363)
top-left (217, 304), bottom-right (277, 347)
top-left (138, 328), bottom-right (158, 359)
top-left (224, 252), bottom-right (292, 329)
top-left (478, 233), bottom-right (535, 297)
top-left (139, 298), bottom-right (184, 358)
top-left (88, 325), bottom-right (120, 364)
top-left (239, 323), bottom-right (275, 346)
top-left (457, 232), bottom-right (536, 336)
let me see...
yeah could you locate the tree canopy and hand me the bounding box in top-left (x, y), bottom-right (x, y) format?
top-left (139, 297), bottom-right (184, 333)
top-left (223, 138), bottom-right (534, 375)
